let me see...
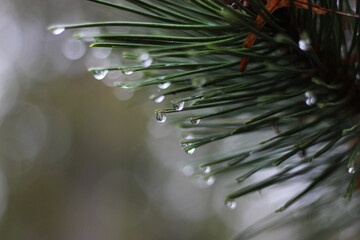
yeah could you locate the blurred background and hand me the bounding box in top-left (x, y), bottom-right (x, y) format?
top-left (0, 0), bottom-right (325, 239)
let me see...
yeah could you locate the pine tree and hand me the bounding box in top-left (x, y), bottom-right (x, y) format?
top-left (49, 0), bottom-right (360, 239)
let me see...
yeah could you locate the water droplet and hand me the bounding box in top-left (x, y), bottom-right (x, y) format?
top-left (348, 166), bottom-right (356, 174)
top-left (173, 101), bottom-right (185, 111)
top-left (154, 95), bottom-right (165, 103)
top-left (304, 91), bottom-right (317, 106)
top-left (142, 58), bottom-right (153, 68)
top-left (298, 39), bottom-right (311, 51)
top-left (186, 148), bottom-right (195, 154)
top-left (138, 52), bottom-right (153, 68)
top-left (201, 166), bottom-right (211, 174)
top-left (182, 165), bottom-right (195, 176)
top-left (158, 82), bottom-right (171, 89)
top-left (92, 70), bottom-right (109, 80)
top-left (156, 111), bottom-right (166, 123)
top-left (181, 135), bottom-right (194, 148)
top-left (181, 135), bottom-right (193, 147)
top-left (138, 52), bottom-right (150, 61)
top-left (51, 27), bottom-right (65, 35)
top-left (225, 199), bottom-right (237, 209)
top-left (190, 117), bottom-right (200, 124)
top-left (124, 71), bottom-right (134, 75)
top-left (206, 176), bottom-right (215, 186)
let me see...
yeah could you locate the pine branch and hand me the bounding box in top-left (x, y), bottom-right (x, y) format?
top-left (49, 0), bottom-right (360, 237)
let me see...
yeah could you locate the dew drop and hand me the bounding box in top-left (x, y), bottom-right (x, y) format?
top-left (156, 111), bottom-right (167, 123)
top-left (186, 148), bottom-right (195, 154)
top-left (190, 117), bottom-right (200, 124)
top-left (298, 39), bottom-right (311, 51)
top-left (138, 52), bottom-right (150, 61)
top-left (92, 70), bottom-right (109, 80)
top-left (124, 71), bottom-right (134, 75)
top-left (206, 176), bottom-right (215, 186)
top-left (51, 27), bottom-right (65, 35)
top-left (173, 101), bottom-right (185, 111)
top-left (304, 91), bottom-right (317, 106)
top-left (158, 82), bottom-right (171, 89)
top-left (142, 58), bottom-right (153, 68)
top-left (182, 135), bottom-right (194, 147)
top-left (154, 95), bottom-right (165, 103)
top-left (182, 165), bottom-right (195, 176)
top-left (182, 135), bottom-right (194, 148)
top-left (225, 199), bottom-right (237, 209)
top-left (348, 166), bottom-right (356, 174)
top-left (201, 166), bottom-right (211, 174)
top-left (138, 52), bottom-right (153, 68)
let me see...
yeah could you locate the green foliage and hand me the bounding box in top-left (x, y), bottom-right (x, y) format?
top-left (49, 0), bottom-right (360, 235)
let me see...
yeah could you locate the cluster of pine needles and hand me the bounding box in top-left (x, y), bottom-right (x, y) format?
top-left (50, 0), bottom-right (360, 238)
